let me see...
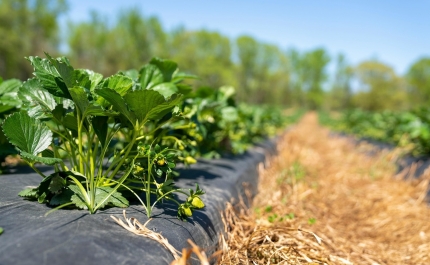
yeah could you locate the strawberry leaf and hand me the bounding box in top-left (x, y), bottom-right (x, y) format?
top-left (2, 111), bottom-right (53, 157)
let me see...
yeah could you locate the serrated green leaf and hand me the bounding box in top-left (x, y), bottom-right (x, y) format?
top-left (99, 74), bottom-right (133, 95)
top-left (0, 78), bottom-right (21, 113)
top-left (69, 86), bottom-right (117, 118)
top-left (95, 187), bottom-right (128, 208)
top-left (71, 69), bottom-right (92, 89)
top-left (60, 98), bottom-right (74, 110)
top-left (94, 187), bottom-right (110, 209)
top-left (151, 82), bottom-right (178, 99)
top-left (52, 104), bottom-right (65, 121)
top-left (18, 187), bottom-right (38, 198)
top-left (20, 151), bottom-right (62, 165)
top-left (138, 64), bottom-right (164, 89)
top-left (0, 79), bottom-right (21, 95)
top-left (149, 58), bottom-right (178, 82)
top-left (19, 78), bottom-right (57, 118)
top-left (45, 54), bottom-right (75, 89)
top-left (92, 116), bottom-right (108, 147)
top-left (85, 105), bottom-right (119, 117)
top-left (49, 188), bottom-right (74, 206)
top-left (84, 69), bottom-right (103, 91)
top-left (41, 149), bottom-right (55, 158)
top-left (35, 172), bottom-right (61, 195)
top-left (120, 69), bottom-right (139, 80)
top-left (27, 56), bottom-right (71, 99)
top-left (95, 87), bottom-right (135, 124)
top-left (96, 74), bottom-right (133, 108)
top-left (68, 86), bottom-right (89, 113)
top-left (2, 111), bottom-right (53, 156)
top-left (49, 175), bottom-right (66, 193)
top-left (68, 184), bottom-right (88, 209)
top-left (70, 194), bottom-right (88, 209)
top-left (175, 84), bottom-right (193, 95)
top-left (123, 90), bottom-right (182, 125)
top-left (108, 191), bottom-right (129, 208)
top-left (0, 94), bottom-right (20, 106)
top-left (63, 113), bottom-right (79, 132)
top-left (171, 72), bottom-right (199, 84)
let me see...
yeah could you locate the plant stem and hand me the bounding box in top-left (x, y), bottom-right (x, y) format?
top-left (146, 148), bottom-right (152, 217)
top-left (29, 163), bottom-right (47, 178)
top-left (107, 127), bottom-right (139, 181)
top-left (76, 108), bottom-right (85, 174)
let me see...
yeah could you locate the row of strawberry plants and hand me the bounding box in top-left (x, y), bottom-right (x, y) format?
top-left (319, 109), bottom-right (430, 156)
top-left (0, 54), bottom-right (293, 220)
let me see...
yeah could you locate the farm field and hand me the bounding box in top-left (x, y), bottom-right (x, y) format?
top-left (213, 113), bottom-right (430, 264)
top-left (2, 2), bottom-right (430, 264)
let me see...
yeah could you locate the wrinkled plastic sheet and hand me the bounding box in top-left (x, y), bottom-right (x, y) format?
top-left (0, 139), bottom-right (277, 265)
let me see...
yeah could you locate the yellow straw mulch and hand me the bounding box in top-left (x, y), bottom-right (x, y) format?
top-left (217, 113), bottom-right (430, 264)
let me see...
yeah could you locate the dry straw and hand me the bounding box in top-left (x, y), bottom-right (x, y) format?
top-left (217, 113), bottom-right (430, 264)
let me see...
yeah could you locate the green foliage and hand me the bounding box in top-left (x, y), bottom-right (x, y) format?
top-left (0, 0), bottom-right (67, 80)
top-left (407, 57), bottom-right (430, 106)
top-left (2, 112), bottom-right (60, 165)
top-left (308, 217), bottom-right (317, 225)
top-left (327, 54), bottom-right (353, 110)
top-left (1, 53), bottom-right (292, 221)
top-left (276, 161), bottom-right (307, 189)
top-left (0, 227), bottom-right (3, 235)
top-left (178, 86), bottom-right (292, 158)
top-left (268, 213), bottom-right (295, 223)
top-left (320, 108), bottom-right (430, 156)
top-left (1, 54), bottom-right (204, 219)
top-left (351, 61), bottom-right (408, 111)
top-left (0, 77), bottom-right (22, 173)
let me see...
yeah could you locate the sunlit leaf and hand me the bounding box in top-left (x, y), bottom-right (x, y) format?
top-left (2, 111), bottom-right (52, 156)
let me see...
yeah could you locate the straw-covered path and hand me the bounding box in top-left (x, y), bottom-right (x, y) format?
top-left (217, 112), bottom-right (430, 265)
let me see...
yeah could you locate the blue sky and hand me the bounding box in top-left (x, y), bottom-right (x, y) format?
top-left (61, 0), bottom-right (430, 75)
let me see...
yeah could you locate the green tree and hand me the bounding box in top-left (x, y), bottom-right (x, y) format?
top-left (302, 48), bottom-right (330, 109)
top-left (406, 57), bottom-right (430, 106)
top-left (68, 9), bottom-right (167, 76)
top-left (236, 36), bottom-right (291, 105)
top-left (329, 54), bottom-right (352, 110)
top-left (286, 48), bottom-right (305, 107)
top-left (287, 48), bottom-right (330, 109)
top-left (169, 29), bottom-right (234, 89)
top-left (0, 0), bottom-right (67, 79)
top-left (352, 60), bottom-right (407, 111)
top-left (236, 35), bottom-right (259, 103)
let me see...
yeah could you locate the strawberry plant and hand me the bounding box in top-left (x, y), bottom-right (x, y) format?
top-left (320, 108), bottom-right (430, 156)
top-left (0, 77), bottom-right (22, 173)
top-left (1, 54), bottom-right (204, 220)
top-left (180, 86), bottom-right (292, 157)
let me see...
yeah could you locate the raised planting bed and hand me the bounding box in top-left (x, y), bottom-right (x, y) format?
top-left (0, 138), bottom-right (277, 265)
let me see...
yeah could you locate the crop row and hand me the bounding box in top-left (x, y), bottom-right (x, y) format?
top-left (0, 54), bottom-right (297, 221)
top-left (319, 109), bottom-right (430, 156)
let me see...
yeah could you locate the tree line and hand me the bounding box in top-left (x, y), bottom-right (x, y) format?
top-left (1, 0), bottom-right (430, 111)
